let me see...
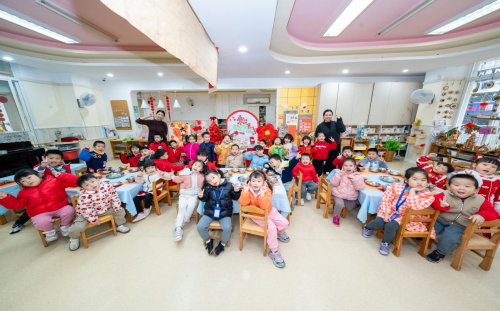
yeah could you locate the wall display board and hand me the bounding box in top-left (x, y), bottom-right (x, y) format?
top-left (111, 100), bottom-right (132, 130)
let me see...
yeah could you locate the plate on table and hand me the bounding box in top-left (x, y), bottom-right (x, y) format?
top-left (388, 170), bottom-right (402, 176)
top-left (0, 179), bottom-right (14, 186)
top-left (238, 175), bottom-right (249, 182)
top-left (107, 172), bottom-right (124, 179)
top-left (267, 176), bottom-right (278, 183)
top-left (379, 176), bottom-right (403, 184)
top-left (129, 167), bottom-right (139, 173)
top-left (110, 181), bottom-right (122, 187)
top-left (365, 180), bottom-right (381, 187)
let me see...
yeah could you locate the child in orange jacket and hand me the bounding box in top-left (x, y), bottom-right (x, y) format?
top-left (239, 171), bottom-right (289, 268)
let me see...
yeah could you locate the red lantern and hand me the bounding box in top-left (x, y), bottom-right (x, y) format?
top-left (149, 95), bottom-right (154, 114)
top-left (166, 95), bottom-right (171, 121)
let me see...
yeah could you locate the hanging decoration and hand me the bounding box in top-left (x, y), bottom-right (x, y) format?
top-left (149, 95), bottom-right (154, 114)
top-left (463, 122), bottom-right (480, 134)
top-left (208, 117), bottom-right (223, 145)
top-left (165, 95), bottom-right (171, 121)
top-left (0, 96), bottom-right (8, 103)
top-left (256, 123), bottom-right (278, 147)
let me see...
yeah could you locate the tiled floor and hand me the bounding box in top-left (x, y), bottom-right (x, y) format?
top-left (1, 159), bottom-right (499, 311)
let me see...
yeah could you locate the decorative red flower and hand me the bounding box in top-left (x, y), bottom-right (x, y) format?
top-left (480, 102), bottom-right (488, 107)
top-left (256, 124), bottom-right (278, 147)
top-left (465, 122), bottom-right (475, 127)
top-left (234, 131), bottom-right (239, 135)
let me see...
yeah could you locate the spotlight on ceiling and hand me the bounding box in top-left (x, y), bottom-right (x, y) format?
top-left (285, 70), bottom-right (291, 74)
top-left (158, 72), bottom-right (163, 76)
top-left (107, 73), bottom-right (114, 77)
top-left (2, 56), bottom-right (13, 61)
top-left (342, 69), bottom-right (349, 74)
top-left (402, 69), bottom-right (409, 73)
top-left (238, 46), bottom-right (248, 53)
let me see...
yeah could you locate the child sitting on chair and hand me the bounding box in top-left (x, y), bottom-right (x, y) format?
top-left (333, 146), bottom-right (354, 170)
top-left (266, 153), bottom-right (301, 193)
top-left (197, 169), bottom-right (241, 256)
top-left (362, 167), bottom-right (435, 256)
top-left (153, 149), bottom-right (186, 174)
top-left (245, 145), bottom-right (269, 169)
top-left (329, 157), bottom-right (365, 227)
top-left (416, 153), bottom-right (455, 189)
top-left (137, 147), bottom-right (153, 168)
top-left (426, 174), bottom-right (499, 263)
top-left (120, 143), bottom-right (142, 167)
top-left (292, 153), bottom-right (318, 205)
top-left (239, 171), bottom-right (290, 268)
top-left (464, 157), bottom-right (500, 213)
top-left (167, 140), bottom-right (183, 165)
top-left (268, 137), bottom-right (287, 159)
top-left (298, 136), bottom-right (315, 155)
top-left (133, 161), bottom-right (169, 222)
top-left (226, 144), bottom-right (245, 168)
top-left (0, 169), bottom-right (77, 243)
top-left (358, 148), bottom-right (388, 169)
top-left (79, 140), bottom-right (107, 173)
top-left (148, 133), bottom-right (168, 152)
top-left (68, 174), bottom-right (130, 251)
top-left (189, 148), bottom-right (217, 171)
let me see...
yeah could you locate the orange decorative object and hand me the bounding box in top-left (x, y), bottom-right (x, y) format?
top-left (257, 124), bottom-right (277, 147)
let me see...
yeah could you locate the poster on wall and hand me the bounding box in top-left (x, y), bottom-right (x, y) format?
top-left (298, 115), bottom-right (312, 134)
top-left (226, 110), bottom-right (259, 145)
top-left (110, 100), bottom-right (132, 130)
top-left (283, 111), bottom-right (298, 136)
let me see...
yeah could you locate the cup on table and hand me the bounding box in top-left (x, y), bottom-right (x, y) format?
top-left (126, 176), bottom-right (135, 183)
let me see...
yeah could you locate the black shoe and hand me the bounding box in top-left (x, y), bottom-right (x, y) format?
top-left (205, 239), bottom-right (214, 255)
top-left (10, 223), bottom-right (24, 234)
top-left (214, 242), bottom-right (225, 256)
top-left (426, 250), bottom-right (445, 263)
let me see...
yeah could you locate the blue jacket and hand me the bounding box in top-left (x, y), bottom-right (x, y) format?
top-left (244, 153), bottom-right (268, 168)
top-left (199, 141), bottom-right (216, 162)
top-left (79, 148), bottom-right (107, 173)
top-left (358, 157), bottom-right (388, 169)
top-left (268, 157), bottom-right (299, 184)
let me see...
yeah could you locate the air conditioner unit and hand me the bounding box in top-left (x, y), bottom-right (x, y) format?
top-left (246, 97), bottom-right (270, 104)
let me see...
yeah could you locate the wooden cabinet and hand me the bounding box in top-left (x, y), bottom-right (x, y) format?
top-left (335, 83), bottom-right (373, 124)
top-left (368, 83), bottom-right (391, 125)
top-left (110, 139), bottom-right (147, 159)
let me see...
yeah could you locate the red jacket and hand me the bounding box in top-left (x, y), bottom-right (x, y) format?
top-left (312, 141), bottom-right (337, 160)
top-left (167, 147), bottom-right (183, 163)
top-left (468, 170), bottom-right (500, 212)
top-left (292, 162), bottom-right (319, 183)
top-left (188, 160), bottom-right (217, 171)
top-left (148, 141), bottom-right (168, 152)
top-left (153, 159), bottom-right (185, 173)
top-left (416, 156), bottom-right (448, 189)
top-left (0, 173), bottom-right (77, 218)
top-left (33, 163), bottom-right (71, 178)
top-left (298, 145), bottom-right (316, 156)
top-left (120, 153), bottom-right (141, 167)
top-left (333, 156), bottom-right (345, 169)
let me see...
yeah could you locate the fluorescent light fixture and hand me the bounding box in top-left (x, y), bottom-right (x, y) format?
top-left (0, 8), bottom-right (79, 44)
top-left (107, 73), bottom-right (114, 77)
top-left (239, 46), bottom-right (248, 53)
top-left (378, 0), bottom-right (435, 36)
top-left (342, 69), bottom-right (349, 74)
top-left (285, 70), bottom-right (290, 74)
top-left (402, 69), bottom-right (409, 73)
top-left (323, 0), bottom-right (374, 37)
top-left (158, 72), bottom-right (163, 76)
top-left (3, 56), bottom-right (13, 61)
top-left (427, 0), bottom-right (500, 35)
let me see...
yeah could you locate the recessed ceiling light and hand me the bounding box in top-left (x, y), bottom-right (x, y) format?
top-left (342, 69), bottom-right (349, 74)
top-left (107, 73), bottom-right (114, 77)
top-left (238, 46), bottom-right (248, 53)
top-left (285, 70), bottom-right (290, 74)
top-left (2, 56), bottom-right (13, 61)
top-left (427, 0), bottom-right (500, 35)
top-left (402, 69), bottom-right (409, 73)
top-left (158, 72), bottom-right (163, 76)
top-left (0, 8), bottom-right (80, 44)
top-left (323, 0), bottom-right (374, 37)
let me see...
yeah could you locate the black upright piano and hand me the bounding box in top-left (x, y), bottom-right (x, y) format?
top-left (0, 135), bottom-right (45, 178)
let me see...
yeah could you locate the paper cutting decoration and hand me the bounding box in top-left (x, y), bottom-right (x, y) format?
top-left (227, 110), bottom-right (259, 145)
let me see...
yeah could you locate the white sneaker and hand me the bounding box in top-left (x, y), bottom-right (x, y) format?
top-left (174, 227), bottom-right (183, 242)
top-left (43, 229), bottom-right (58, 242)
top-left (69, 238), bottom-right (80, 251)
top-left (306, 193), bottom-right (312, 201)
top-left (59, 225), bottom-right (69, 237)
top-left (300, 199), bottom-right (305, 206)
top-left (133, 212), bottom-right (146, 223)
top-left (143, 208), bottom-right (151, 217)
top-left (116, 225), bottom-right (130, 233)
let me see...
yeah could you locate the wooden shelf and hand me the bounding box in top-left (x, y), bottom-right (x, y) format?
top-left (471, 116), bottom-right (500, 121)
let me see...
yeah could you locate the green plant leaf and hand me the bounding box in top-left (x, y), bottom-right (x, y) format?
top-left (384, 139), bottom-right (404, 151)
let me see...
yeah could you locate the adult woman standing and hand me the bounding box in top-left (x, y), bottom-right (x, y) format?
top-left (314, 109), bottom-right (345, 174)
top-left (135, 110), bottom-right (169, 145)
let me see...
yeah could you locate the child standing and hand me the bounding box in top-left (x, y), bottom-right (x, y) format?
top-left (132, 161), bottom-right (169, 222)
top-left (226, 144), bottom-right (245, 168)
top-left (283, 133), bottom-right (298, 160)
top-left (292, 153), bottom-right (319, 205)
top-left (298, 136), bottom-right (316, 155)
top-left (189, 149), bottom-right (218, 171)
top-left (68, 174), bottom-right (130, 251)
top-left (120, 143), bottom-right (142, 167)
top-left (239, 171), bottom-right (290, 268)
top-left (416, 153), bottom-right (455, 189)
top-left (197, 170), bottom-right (241, 256)
top-left (199, 132), bottom-right (216, 163)
top-left (137, 147), bottom-right (153, 168)
top-left (267, 153), bottom-right (300, 193)
top-left (215, 135), bottom-right (232, 168)
top-left (245, 145), bottom-right (269, 168)
top-left (148, 133), bottom-right (168, 152)
top-left (168, 160), bottom-right (206, 242)
top-left (426, 174), bottom-right (499, 263)
top-left (312, 132), bottom-right (337, 176)
top-left (465, 157), bottom-right (500, 213)
top-left (333, 146), bottom-right (354, 170)
top-left (362, 167), bottom-right (435, 256)
top-left (79, 140), bottom-right (107, 173)
top-left (329, 158), bottom-right (365, 226)
top-left (167, 140), bottom-right (183, 165)
top-left (181, 135), bottom-right (200, 164)
top-left (358, 148), bottom-right (388, 169)
top-left (268, 137), bottom-right (287, 159)
top-left (0, 169), bottom-right (77, 243)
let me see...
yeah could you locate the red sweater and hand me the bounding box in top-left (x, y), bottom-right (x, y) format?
top-left (416, 156), bottom-right (448, 190)
top-left (312, 141), bottom-right (337, 160)
top-left (333, 156), bottom-right (345, 169)
top-left (292, 162), bottom-right (319, 183)
top-left (120, 153), bottom-right (141, 167)
top-left (167, 147), bottom-right (183, 163)
top-left (148, 141), bottom-right (168, 152)
top-left (298, 145), bottom-right (316, 156)
top-left (188, 160), bottom-right (217, 171)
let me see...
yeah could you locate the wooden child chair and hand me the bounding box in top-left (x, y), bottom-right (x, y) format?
top-left (293, 171), bottom-right (303, 206)
top-left (203, 215), bottom-right (234, 247)
top-left (376, 209), bottom-right (440, 257)
top-left (38, 217), bottom-right (62, 247)
top-left (316, 176), bottom-right (335, 219)
top-left (151, 180), bottom-right (173, 215)
top-left (239, 205), bottom-right (269, 256)
top-left (70, 195), bottom-right (117, 249)
top-left (286, 179), bottom-right (296, 224)
top-left (451, 220), bottom-right (500, 271)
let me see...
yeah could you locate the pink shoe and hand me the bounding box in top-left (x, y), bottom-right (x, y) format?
top-left (333, 216), bottom-right (340, 227)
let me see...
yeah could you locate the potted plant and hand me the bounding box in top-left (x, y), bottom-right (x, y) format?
top-left (383, 139), bottom-right (404, 162)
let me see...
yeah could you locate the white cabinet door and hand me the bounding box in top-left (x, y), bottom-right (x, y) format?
top-left (350, 83), bottom-right (373, 125)
top-left (401, 82), bottom-right (422, 125)
top-left (335, 83), bottom-right (356, 124)
top-left (368, 83), bottom-right (391, 125)
top-left (385, 82), bottom-right (408, 125)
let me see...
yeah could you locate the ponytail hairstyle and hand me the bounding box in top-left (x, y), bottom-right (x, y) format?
top-left (202, 169), bottom-right (224, 190)
top-left (247, 170), bottom-right (273, 192)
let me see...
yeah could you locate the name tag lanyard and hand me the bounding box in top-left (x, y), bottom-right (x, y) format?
top-left (391, 185), bottom-right (409, 221)
top-left (212, 186), bottom-right (225, 219)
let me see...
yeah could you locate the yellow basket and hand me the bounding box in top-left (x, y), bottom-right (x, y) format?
top-left (413, 145), bottom-right (424, 154)
top-left (406, 136), bottom-right (417, 144)
top-left (416, 133), bottom-right (427, 139)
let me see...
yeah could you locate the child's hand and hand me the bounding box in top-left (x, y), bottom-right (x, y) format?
top-left (359, 162), bottom-right (365, 167)
top-left (149, 149), bottom-right (155, 155)
top-left (181, 153), bottom-right (186, 156)
top-left (137, 172), bottom-right (144, 177)
top-left (251, 151), bottom-right (257, 155)
top-left (0, 191), bottom-right (7, 199)
top-left (140, 156), bottom-right (145, 161)
top-left (428, 153), bottom-right (438, 158)
top-left (379, 155), bottom-right (385, 162)
top-left (260, 185), bottom-right (267, 197)
top-left (296, 153), bottom-right (301, 160)
top-left (264, 164), bottom-right (269, 169)
top-left (383, 213), bottom-right (391, 222)
top-left (198, 189), bottom-right (205, 198)
top-left (243, 184), bottom-right (250, 192)
top-left (40, 156), bottom-right (49, 167)
top-left (300, 143), bottom-right (303, 146)
top-left (439, 199), bottom-right (450, 209)
top-left (233, 184), bottom-right (241, 192)
top-left (330, 136), bottom-right (334, 142)
top-left (53, 171), bottom-right (61, 177)
top-left (470, 214), bottom-right (485, 226)
top-left (337, 154), bottom-right (342, 159)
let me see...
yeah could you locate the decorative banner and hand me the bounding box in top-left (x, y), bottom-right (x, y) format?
top-left (227, 110), bottom-right (258, 145)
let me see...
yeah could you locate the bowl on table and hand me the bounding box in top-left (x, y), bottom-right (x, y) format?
top-left (379, 176), bottom-right (400, 184)
top-left (237, 175), bottom-right (249, 182)
top-left (232, 169), bottom-right (240, 173)
top-left (111, 167), bottom-right (121, 173)
top-left (379, 168), bottom-right (387, 173)
top-left (369, 168), bottom-right (380, 173)
top-left (94, 173), bottom-right (102, 179)
top-left (234, 182), bottom-right (245, 188)
top-left (129, 167), bottom-right (139, 173)
top-left (224, 173), bottom-right (233, 178)
top-left (365, 180), bottom-right (381, 187)
top-left (266, 176), bottom-right (278, 183)
top-left (238, 168), bottom-right (247, 173)
top-left (388, 170), bottom-right (402, 176)
top-left (267, 170), bottom-right (276, 176)
top-left (359, 167), bottom-right (367, 171)
top-left (107, 172), bottom-right (124, 179)
top-left (119, 166), bottom-right (128, 171)
top-left (110, 181), bottom-right (122, 187)
top-left (247, 167), bottom-right (254, 172)
top-left (101, 170), bottom-right (111, 174)
top-left (256, 166), bottom-right (263, 171)
top-left (381, 184), bottom-right (391, 191)
top-left (126, 176), bottom-right (135, 183)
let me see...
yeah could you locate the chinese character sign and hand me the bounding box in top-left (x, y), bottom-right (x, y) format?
top-left (226, 110), bottom-right (259, 145)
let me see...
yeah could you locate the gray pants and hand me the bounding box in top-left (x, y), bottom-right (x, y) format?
top-left (68, 208), bottom-right (126, 239)
top-left (434, 218), bottom-right (466, 255)
top-left (283, 181), bottom-right (292, 193)
top-left (197, 215), bottom-right (232, 244)
top-left (331, 196), bottom-right (359, 215)
top-left (365, 217), bottom-right (400, 243)
top-left (301, 180), bottom-right (318, 195)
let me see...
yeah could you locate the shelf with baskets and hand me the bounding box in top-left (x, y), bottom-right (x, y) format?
top-left (346, 124), bottom-right (411, 142)
top-left (428, 143), bottom-right (482, 169)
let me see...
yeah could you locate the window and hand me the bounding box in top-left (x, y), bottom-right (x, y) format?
top-left (0, 80), bottom-right (25, 132)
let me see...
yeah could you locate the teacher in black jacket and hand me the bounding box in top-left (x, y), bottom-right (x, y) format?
top-left (314, 109), bottom-right (346, 174)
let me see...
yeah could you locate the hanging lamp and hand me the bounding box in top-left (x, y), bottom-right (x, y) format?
top-left (157, 91), bottom-right (165, 108)
top-left (173, 91), bottom-right (181, 109)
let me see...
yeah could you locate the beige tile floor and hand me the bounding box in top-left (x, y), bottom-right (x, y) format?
top-left (1, 159), bottom-right (499, 311)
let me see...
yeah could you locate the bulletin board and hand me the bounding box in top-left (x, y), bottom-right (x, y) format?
top-left (111, 100), bottom-right (132, 130)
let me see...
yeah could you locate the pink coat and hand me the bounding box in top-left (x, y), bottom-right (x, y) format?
top-left (181, 143), bottom-right (200, 161)
top-left (330, 171), bottom-right (365, 200)
top-left (171, 168), bottom-right (204, 190)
